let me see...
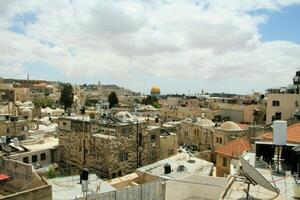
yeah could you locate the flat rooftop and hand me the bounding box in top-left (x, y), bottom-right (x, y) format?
top-left (137, 151), bottom-right (213, 180)
top-left (48, 174), bottom-right (116, 200)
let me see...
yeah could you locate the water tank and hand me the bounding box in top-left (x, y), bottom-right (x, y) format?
top-left (1, 136), bottom-right (6, 144)
top-left (13, 138), bottom-right (19, 146)
top-left (164, 164), bottom-right (171, 174)
top-left (81, 168), bottom-right (89, 181)
top-left (273, 120), bottom-right (287, 146)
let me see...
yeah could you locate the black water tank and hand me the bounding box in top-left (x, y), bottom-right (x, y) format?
top-left (164, 164), bottom-right (171, 174)
top-left (81, 168), bottom-right (89, 181)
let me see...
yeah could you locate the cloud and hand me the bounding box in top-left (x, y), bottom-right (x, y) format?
top-left (0, 0), bottom-right (300, 93)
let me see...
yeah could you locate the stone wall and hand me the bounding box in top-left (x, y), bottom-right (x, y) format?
top-left (1, 181), bottom-right (52, 200)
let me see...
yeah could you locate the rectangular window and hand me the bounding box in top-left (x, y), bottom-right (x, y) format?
top-left (122, 127), bottom-right (132, 134)
top-left (272, 100), bottom-right (280, 107)
top-left (184, 131), bottom-right (188, 136)
top-left (119, 152), bottom-right (128, 162)
top-left (223, 157), bottom-right (227, 167)
top-left (40, 153), bottom-right (46, 161)
top-left (32, 155), bottom-right (38, 163)
top-left (63, 122), bottom-right (67, 126)
top-left (168, 149), bottom-right (174, 155)
top-left (150, 134), bottom-right (156, 142)
top-left (23, 157), bottom-right (29, 163)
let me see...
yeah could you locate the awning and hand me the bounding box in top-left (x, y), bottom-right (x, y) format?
top-left (0, 173), bottom-right (11, 182)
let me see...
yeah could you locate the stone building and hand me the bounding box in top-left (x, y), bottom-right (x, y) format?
top-left (213, 121), bottom-right (249, 150)
top-left (58, 115), bottom-right (160, 179)
top-left (159, 129), bottom-right (178, 159)
top-left (0, 115), bottom-right (29, 139)
top-left (266, 71), bottom-right (300, 125)
top-left (179, 118), bottom-right (215, 151)
top-left (215, 138), bottom-right (251, 177)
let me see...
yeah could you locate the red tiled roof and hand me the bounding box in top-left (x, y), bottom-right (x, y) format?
top-left (33, 82), bottom-right (48, 88)
top-left (215, 138), bottom-right (251, 158)
top-left (0, 173), bottom-right (10, 182)
top-left (263, 123), bottom-right (300, 144)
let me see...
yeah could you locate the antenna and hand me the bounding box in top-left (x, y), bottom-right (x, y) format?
top-left (239, 156), bottom-right (279, 195)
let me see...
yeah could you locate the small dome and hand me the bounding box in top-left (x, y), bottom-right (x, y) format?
top-left (151, 85), bottom-right (161, 95)
top-left (197, 119), bottom-right (215, 127)
top-left (219, 121), bottom-right (242, 131)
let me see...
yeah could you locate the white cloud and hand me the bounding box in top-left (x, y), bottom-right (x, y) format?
top-left (0, 0), bottom-right (300, 93)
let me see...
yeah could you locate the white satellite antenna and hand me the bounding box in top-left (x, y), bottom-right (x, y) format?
top-left (240, 156), bottom-right (279, 194)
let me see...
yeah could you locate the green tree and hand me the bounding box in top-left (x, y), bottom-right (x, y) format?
top-left (142, 96), bottom-right (161, 108)
top-left (33, 97), bottom-right (54, 108)
top-left (60, 83), bottom-right (74, 111)
top-left (108, 91), bottom-right (119, 108)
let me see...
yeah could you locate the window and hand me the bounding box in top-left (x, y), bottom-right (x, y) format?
top-left (168, 149), bottom-right (174, 155)
top-left (119, 152), bottom-right (128, 162)
top-left (184, 131), bottom-right (188, 136)
top-left (223, 157), bottom-right (227, 167)
top-left (122, 127), bottom-right (132, 134)
top-left (272, 100), bottom-right (280, 107)
top-left (272, 112), bottom-right (282, 121)
top-left (23, 157), bottom-right (29, 163)
top-left (112, 173), bottom-right (116, 179)
top-left (150, 135), bottom-right (156, 142)
top-left (216, 137), bottom-right (223, 144)
top-left (296, 101), bottom-right (299, 107)
top-left (32, 155), bottom-right (38, 163)
top-left (40, 153), bottom-right (46, 161)
top-left (118, 170), bottom-right (122, 177)
top-left (63, 122), bottom-right (67, 126)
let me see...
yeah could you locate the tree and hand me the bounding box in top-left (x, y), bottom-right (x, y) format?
top-left (143, 95), bottom-right (158, 105)
top-left (108, 91), bottom-right (119, 108)
top-left (33, 97), bottom-right (54, 108)
top-left (60, 83), bottom-right (74, 111)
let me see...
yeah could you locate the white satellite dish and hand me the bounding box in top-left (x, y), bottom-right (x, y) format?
top-left (240, 156), bottom-right (278, 194)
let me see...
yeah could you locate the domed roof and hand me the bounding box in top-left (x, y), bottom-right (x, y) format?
top-left (219, 121), bottom-right (242, 131)
top-left (197, 119), bottom-right (215, 127)
top-left (151, 85), bottom-right (161, 95)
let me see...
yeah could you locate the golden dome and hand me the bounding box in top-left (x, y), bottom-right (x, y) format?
top-left (150, 85), bottom-right (161, 95)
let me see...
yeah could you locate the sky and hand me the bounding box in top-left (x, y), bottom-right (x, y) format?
top-left (1, 0), bottom-right (300, 95)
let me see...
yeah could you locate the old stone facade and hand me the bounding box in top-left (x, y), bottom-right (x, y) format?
top-left (179, 118), bottom-right (215, 151)
top-left (58, 116), bottom-right (160, 179)
top-left (0, 115), bottom-right (29, 139)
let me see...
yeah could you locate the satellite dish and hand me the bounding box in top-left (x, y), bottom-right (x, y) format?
top-left (240, 156), bottom-right (279, 194)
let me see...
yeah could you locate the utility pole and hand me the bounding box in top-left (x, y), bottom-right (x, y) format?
top-left (135, 107), bottom-right (139, 168)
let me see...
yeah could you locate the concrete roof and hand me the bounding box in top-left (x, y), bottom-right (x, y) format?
top-left (92, 133), bottom-right (116, 139)
top-left (136, 151), bottom-right (213, 180)
top-left (21, 136), bottom-right (58, 151)
top-left (48, 174), bottom-right (116, 200)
